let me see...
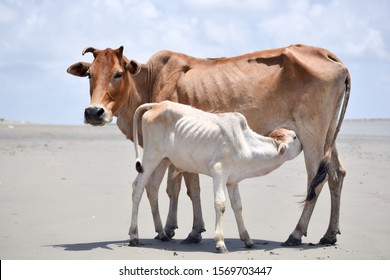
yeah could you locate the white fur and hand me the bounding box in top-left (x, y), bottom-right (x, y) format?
top-left (130, 101), bottom-right (302, 253)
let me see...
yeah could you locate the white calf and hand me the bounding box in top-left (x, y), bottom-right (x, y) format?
top-left (129, 101), bottom-right (302, 253)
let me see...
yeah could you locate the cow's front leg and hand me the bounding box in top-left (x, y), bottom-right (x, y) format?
top-left (163, 168), bottom-right (206, 243)
top-left (182, 172), bottom-right (206, 244)
top-left (227, 183), bottom-right (254, 249)
top-left (162, 164), bottom-right (182, 240)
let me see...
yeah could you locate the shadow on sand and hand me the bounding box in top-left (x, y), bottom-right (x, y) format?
top-left (49, 237), bottom-right (330, 254)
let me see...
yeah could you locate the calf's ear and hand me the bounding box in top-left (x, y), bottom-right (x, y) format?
top-left (67, 62), bottom-right (91, 77)
top-left (126, 60), bottom-right (141, 75)
top-left (278, 143), bottom-right (286, 155)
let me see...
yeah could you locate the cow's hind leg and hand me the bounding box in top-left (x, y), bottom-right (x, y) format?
top-left (320, 147), bottom-right (346, 245)
top-left (182, 172), bottom-right (206, 244)
top-left (163, 167), bottom-right (205, 244)
top-left (282, 138), bottom-right (327, 246)
top-left (227, 183), bottom-right (254, 249)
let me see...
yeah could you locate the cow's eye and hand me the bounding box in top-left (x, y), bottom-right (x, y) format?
top-left (113, 71), bottom-right (123, 79)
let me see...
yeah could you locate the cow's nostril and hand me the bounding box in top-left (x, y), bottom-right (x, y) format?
top-left (84, 107), bottom-right (94, 118)
top-left (96, 107), bottom-right (105, 117)
top-left (84, 107), bottom-right (106, 124)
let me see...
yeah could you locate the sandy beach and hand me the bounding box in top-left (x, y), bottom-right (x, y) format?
top-left (0, 119), bottom-right (389, 260)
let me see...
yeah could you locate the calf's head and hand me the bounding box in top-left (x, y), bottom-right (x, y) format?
top-left (268, 128), bottom-right (302, 160)
top-left (67, 46), bottom-right (130, 126)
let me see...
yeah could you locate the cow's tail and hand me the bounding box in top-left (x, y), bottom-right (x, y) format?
top-left (306, 72), bottom-right (351, 202)
top-left (133, 103), bottom-right (159, 174)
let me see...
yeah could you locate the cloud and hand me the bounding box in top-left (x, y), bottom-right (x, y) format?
top-left (0, 2), bottom-right (16, 24)
top-left (181, 0), bottom-right (279, 13)
top-left (0, 0), bottom-right (389, 123)
top-left (345, 29), bottom-right (387, 58)
top-left (258, 0), bottom-right (390, 61)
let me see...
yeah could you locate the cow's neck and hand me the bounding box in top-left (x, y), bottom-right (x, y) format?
top-left (115, 68), bottom-right (153, 142)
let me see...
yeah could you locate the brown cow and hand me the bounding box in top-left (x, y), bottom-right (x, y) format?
top-left (67, 44), bottom-right (350, 247)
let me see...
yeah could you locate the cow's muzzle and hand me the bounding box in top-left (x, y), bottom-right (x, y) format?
top-left (84, 106), bottom-right (108, 126)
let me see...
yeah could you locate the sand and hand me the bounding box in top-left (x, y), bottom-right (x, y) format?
top-left (0, 120), bottom-right (389, 260)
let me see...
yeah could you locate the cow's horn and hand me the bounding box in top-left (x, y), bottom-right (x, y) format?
top-left (82, 47), bottom-right (96, 56)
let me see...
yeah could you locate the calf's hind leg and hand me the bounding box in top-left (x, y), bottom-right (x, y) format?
top-left (146, 159), bottom-right (171, 241)
top-left (129, 158), bottom-right (169, 246)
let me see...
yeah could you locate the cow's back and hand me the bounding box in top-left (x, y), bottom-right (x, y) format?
top-left (150, 44), bottom-right (349, 135)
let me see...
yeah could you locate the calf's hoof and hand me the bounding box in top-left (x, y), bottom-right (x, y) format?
top-left (216, 246), bottom-right (229, 254)
top-left (281, 234), bottom-right (302, 246)
top-left (129, 239), bottom-right (140, 247)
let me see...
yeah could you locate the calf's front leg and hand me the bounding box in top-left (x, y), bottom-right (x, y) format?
top-left (211, 164), bottom-right (228, 253)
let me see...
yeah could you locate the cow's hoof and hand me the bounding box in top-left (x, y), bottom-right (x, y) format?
top-left (154, 233), bottom-right (170, 241)
top-left (245, 242), bottom-right (255, 249)
top-left (155, 227), bottom-right (176, 240)
top-left (181, 233), bottom-right (202, 244)
top-left (165, 228), bottom-right (176, 239)
top-left (281, 235), bottom-right (302, 246)
top-left (319, 236), bottom-right (337, 245)
top-left (129, 239), bottom-right (140, 247)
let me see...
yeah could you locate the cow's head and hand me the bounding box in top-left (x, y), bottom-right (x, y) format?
top-left (67, 46), bottom-right (130, 126)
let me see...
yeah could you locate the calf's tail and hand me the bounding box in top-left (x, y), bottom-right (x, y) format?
top-left (305, 72), bottom-right (351, 202)
top-left (133, 103), bottom-right (159, 173)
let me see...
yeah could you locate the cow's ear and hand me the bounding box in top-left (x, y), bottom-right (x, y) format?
top-left (67, 62), bottom-right (91, 77)
top-left (126, 60), bottom-right (141, 75)
top-left (278, 143), bottom-right (286, 155)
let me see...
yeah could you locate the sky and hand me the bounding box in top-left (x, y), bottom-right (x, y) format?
top-left (0, 0), bottom-right (389, 124)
